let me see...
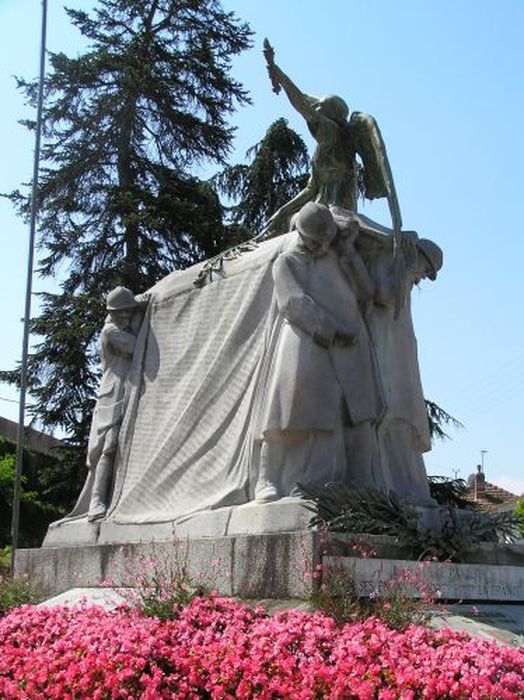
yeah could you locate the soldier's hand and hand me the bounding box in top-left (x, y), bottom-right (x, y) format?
top-left (336, 219), bottom-right (359, 255)
top-left (345, 219), bottom-right (360, 245)
top-left (134, 292), bottom-right (152, 308)
top-left (334, 324), bottom-right (359, 347)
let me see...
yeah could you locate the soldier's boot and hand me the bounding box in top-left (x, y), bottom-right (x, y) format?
top-left (254, 441), bottom-right (281, 503)
top-left (87, 454), bottom-right (114, 521)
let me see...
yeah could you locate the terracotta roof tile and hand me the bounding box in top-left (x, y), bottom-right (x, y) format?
top-left (464, 480), bottom-right (519, 511)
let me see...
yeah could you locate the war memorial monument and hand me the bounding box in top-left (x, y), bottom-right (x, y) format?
top-left (16, 44), bottom-right (524, 602)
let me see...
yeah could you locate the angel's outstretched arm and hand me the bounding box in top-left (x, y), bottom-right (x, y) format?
top-left (271, 64), bottom-right (318, 122)
top-left (264, 40), bottom-right (319, 124)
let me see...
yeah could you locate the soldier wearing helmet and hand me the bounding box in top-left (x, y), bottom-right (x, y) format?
top-left (87, 286), bottom-right (148, 521)
top-left (416, 238), bottom-right (443, 282)
top-left (362, 232), bottom-right (443, 503)
top-left (254, 202), bottom-right (383, 503)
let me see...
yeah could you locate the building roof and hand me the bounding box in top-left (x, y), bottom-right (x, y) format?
top-left (0, 416), bottom-right (64, 458)
top-left (465, 469), bottom-right (520, 512)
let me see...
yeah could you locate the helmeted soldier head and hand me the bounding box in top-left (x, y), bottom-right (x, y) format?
top-left (295, 202), bottom-right (338, 240)
top-left (106, 286), bottom-right (137, 329)
top-left (106, 286), bottom-right (138, 311)
top-left (417, 239), bottom-right (443, 281)
top-left (294, 202), bottom-right (337, 257)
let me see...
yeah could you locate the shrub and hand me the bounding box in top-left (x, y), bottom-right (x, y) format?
top-left (0, 546), bottom-right (10, 574)
top-left (298, 482), bottom-right (524, 561)
top-left (0, 573), bottom-right (37, 617)
top-left (104, 539), bottom-right (212, 621)
top-left (515, 496), bottom-right (524, 538)
top-left (309, 537), bottom-right (437, 630)
top-left (0, 452), bottom-right (65, 549)
top-left (1, 598), bottom-right (523, 698)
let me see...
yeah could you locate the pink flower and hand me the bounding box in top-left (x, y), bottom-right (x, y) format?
top-left (0, 597), bottom-right (523, 698)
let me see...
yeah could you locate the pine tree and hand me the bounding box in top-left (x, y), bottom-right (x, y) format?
top-left (213, 118), bottom-right (310, 235)
top-left (425, 399), bottom-right (463, 443)
top-left (2, 0), bottom-right (252, 463)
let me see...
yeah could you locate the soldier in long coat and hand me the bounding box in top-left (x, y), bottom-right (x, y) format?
top-left (364, 233), bottom-right (443, 503)
top-left (87, 287), bottom-right (146, 521)
top-left (254, 203), bottom-right (383, 502)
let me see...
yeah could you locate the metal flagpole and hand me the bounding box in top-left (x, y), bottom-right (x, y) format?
top-left (11, 0), bottom-right (48, 575)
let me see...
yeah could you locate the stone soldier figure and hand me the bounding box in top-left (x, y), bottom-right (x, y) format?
top-left (365, 232), bottom-right (443, 502)
top-left (254, 202), bottom-right (383, 503)
top-left (87, 286), bottom-right (147, 521)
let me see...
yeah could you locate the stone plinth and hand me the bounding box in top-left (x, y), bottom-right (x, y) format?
top-left (16, 531), bottom-right (319, 601)
top-left (326, 556), bottom-right (524, 602)
top-left (19, 499), bottom-right (524, 602)
top-left (16, 531), bottom-right (524, 602)
top-left (43, 498), bottom-right (313, 547)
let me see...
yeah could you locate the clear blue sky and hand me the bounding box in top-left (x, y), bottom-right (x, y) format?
top-left (1, 1), bottom-right (523, 494)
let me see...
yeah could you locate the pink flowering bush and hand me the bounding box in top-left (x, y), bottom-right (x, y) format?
top-left (1, 595), bottom-right (524, 698)
top-left (310, 536), bottom-right (440, 630)
top-left (113, 548), bottom-right (210, 621)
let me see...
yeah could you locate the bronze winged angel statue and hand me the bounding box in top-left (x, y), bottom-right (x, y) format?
top-left (262, 39), bottom-right (402, 240)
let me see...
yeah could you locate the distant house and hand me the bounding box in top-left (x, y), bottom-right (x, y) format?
top-left (0, 417), bottom-right (67, 548)
top-left (465, 465), bottom-right (520, 513)
top-left (0, 416), bottom-right (64, 458)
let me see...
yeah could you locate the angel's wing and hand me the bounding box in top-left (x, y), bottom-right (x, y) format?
top-left (349, 111), bottom-right (405, 317)
top-left (349, 111), bottom-right (402, 230)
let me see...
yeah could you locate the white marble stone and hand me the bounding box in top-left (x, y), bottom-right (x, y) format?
top-left (43, 517), bottom-right (100, 547)
top-left (46, 204), bottom-right (443, 543)
top-left (173, 508), bottom-right (234, 538)
top-left (98, 520), bottom-right (180, 545)
top-left (39, 587), bottom-right (127, 610)
top-left (227, 497), bottom-right (312, 535)
top-left (44, 501), bottom-right (314, 547)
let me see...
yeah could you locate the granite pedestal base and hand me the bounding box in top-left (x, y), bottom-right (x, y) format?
top-left (16, 530), bottom-right (319, 600)
top-left (42, 497), bottom-right (313, 548)
top-left (326, 556), bottom-right (524, 602)
top-left (15, 500), bottom-right (524, 602)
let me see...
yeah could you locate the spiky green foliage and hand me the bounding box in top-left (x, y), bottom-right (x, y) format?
top-left (427, 475), bottom-right (475, 509)
top-left (425, 399), bottom-right (463, 442)
top-left (515, 496), bottom-right (524, 538)
top-left (2, 0), bottom-right (252, 453)
top-left (297, 481), bottom-right (524, 562)
top-left (213, 118), bottom-right (309, 234)
top-left (298, 482), bottom-right (419, 538)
